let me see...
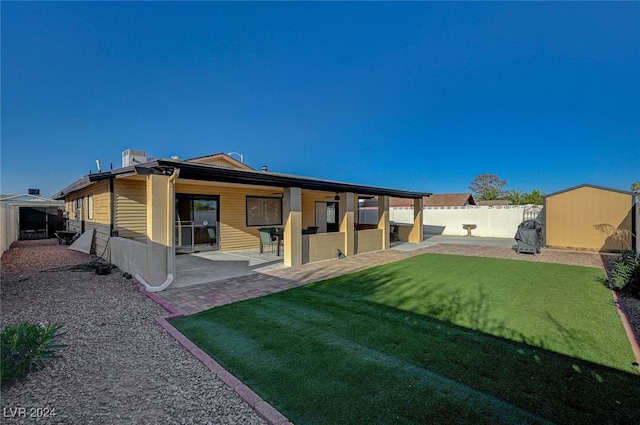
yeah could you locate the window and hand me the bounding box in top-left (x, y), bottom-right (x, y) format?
top-left (87, 195), bottom-right (94, 220)
top-left (246, 196), bottom-right (282, 226)
top-left (75, 198), bottom-right (83, 219)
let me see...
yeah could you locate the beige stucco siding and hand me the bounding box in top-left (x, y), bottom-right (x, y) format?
top-left (114, 178), bottom-right (147, 243)
top-left (545, 186), bottom-right (633, 252)
top-left (355, 229), bottom-right (383, 254)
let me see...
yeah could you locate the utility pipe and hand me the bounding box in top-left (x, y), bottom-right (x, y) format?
top-left (137, 168), bottom-right (180, 292)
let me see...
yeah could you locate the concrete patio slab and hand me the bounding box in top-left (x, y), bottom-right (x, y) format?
top-left (154, 237), bottom-right (604, 316)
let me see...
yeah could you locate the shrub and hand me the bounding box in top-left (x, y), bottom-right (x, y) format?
top-left (610, 249), bottom-right (640, 297)
top-left (1, 322), bottom-right (66, 385)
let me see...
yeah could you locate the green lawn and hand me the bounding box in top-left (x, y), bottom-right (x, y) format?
top-left (172, 254), bottom-right (640, 425)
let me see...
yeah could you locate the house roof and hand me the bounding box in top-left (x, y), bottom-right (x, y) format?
top-left (54, 159), bottom-right (431, 200)
top-left (389, 193), bottom-right (474, 208)
top-left (423, 193), bottom-right (475, 207)
top-left (186, 153), bottom-right (253, 170)
top-left (546, 184), bottom-right (634, 198)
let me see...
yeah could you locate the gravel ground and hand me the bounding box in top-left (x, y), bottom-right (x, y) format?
top-left (1, 240), bottom-right (266, 425)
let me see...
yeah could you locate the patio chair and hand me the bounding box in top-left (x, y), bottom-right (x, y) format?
top-left (207, 227), bottom-right (216, 246)
top-left (259, 229), bottom-right (277, 254)
top-left (302, 226), bottom-right (319, 235)
top-left (390, 224), bottom-right (400, 242)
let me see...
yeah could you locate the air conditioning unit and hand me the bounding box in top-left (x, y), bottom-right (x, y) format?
top-left (122, 149), bottom-right (148, 167)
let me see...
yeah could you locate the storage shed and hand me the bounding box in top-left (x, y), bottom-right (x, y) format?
top-left (544, 184), bottom-right (636, 252)
top-left (0, 192), bottom-right (65, 253)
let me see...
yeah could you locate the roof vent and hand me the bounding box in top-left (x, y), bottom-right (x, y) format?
top-left (170, 155), bottom-right (182, 161)
top-left (122, 149), bottom-right (148, 167)
top-left (262, 166), bottom-right (268, 172)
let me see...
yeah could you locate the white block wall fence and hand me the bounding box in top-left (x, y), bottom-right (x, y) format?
top-left (390, 205), bottom-right (543, 239)
top-left (0, 203), bottom-right (19, 256)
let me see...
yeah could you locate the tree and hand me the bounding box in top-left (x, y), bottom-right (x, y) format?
top-left (479, 188), bottom-right (503, 201)
top-left (505, 189), bottom-right (524, 205)
top-left (469, 174), bottom-right (507, 200)
top-left (521, 190), bottom-right (545, 205)
top-left (632, 182), bottom-right (640, 196)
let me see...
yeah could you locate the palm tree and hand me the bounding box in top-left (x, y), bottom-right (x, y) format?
top-left (505, 189), bottom-right (524, 205)
top-left (479, 188), bottom-right (503, 201)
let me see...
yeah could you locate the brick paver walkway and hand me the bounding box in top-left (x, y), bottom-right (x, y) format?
top-left (153, 243), bottom-right (604, 316)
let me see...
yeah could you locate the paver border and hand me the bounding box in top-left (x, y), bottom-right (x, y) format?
top-left (139, 284), bottom-right (292, 425)
top-left (611, 290), bottom-right (640, 365)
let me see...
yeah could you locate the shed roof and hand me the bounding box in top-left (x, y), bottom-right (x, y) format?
top-left (1, 193), bottom-right (63, 206)
top-left (546, 184), bottom-right (633, 198)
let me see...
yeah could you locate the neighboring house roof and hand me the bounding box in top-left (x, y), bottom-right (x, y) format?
top-left (54, 157), bottom-right (431, 200)
top-left (545, 183), bottom-right (634, 198)
top-left (423, 193), bottom-right (475, 207)
top-left (389, 193), bottom-right (475, 208)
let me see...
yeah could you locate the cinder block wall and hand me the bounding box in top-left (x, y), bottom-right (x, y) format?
top-left (390, 205), bottom-right (540, 238)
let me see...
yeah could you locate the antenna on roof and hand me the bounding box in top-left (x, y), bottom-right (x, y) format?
top-left (227, 152), bottom-right (244, 163)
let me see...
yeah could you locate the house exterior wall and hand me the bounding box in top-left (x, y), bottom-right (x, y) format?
top-left (110, 237), bottom-right (147, 280)
top-left (115, 178), bottom-right (147, 244)
top-left (545, 186), bottom-right (633, 252)
top-left (63, 180), bottom-right (111, 257)
top-left (302, 191), bottom-right (334, 229)
top-left (176, 179), bottom-right (284, 252)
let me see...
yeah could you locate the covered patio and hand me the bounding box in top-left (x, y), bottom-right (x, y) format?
top-left (55, 153), bottom-right (430, 292)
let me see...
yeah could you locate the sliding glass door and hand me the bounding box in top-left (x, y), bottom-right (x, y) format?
top-left (175, 195), bottom-right (219, 253)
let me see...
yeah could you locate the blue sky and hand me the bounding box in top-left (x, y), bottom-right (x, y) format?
top-left (2, 2), bottom-right (639, 198)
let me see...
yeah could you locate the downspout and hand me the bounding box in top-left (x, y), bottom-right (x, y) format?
top-left (137, 168), bottom-right (180, 292)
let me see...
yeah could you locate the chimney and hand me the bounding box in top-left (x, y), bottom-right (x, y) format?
top-left (262, 166), bottom-right (268, 172)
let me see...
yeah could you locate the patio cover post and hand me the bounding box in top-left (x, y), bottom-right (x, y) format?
top-left (408, 197), bottom-right (424, 243)
top-left (339, 192), bottom-right (355, 256)
top-left (145, 174), bottom-right (171, 285)
top-left (283, 187), bottom-right (302, 266)
top-left (377, 195), bottom-right (390, 249)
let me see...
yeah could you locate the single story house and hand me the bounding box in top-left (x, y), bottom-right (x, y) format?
top-left (544, 184), bottom-right (636, 252)
top-left (54, 150), bottom-right (430, 291)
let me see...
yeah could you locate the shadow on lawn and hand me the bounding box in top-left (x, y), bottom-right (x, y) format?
top-left (311, 256), bottom-right (638, 375)
top-left (173, 284), bottom-right (640, 425)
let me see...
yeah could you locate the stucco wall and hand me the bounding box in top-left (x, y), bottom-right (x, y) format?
top-left (303, 232), bottom-right (345, 263)
top-left (109, 237), bottom-right (147, 279)
top-left (390, 205), bottom-right (541, 238)
top-left (355, 229), bottom-right (383, 254)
